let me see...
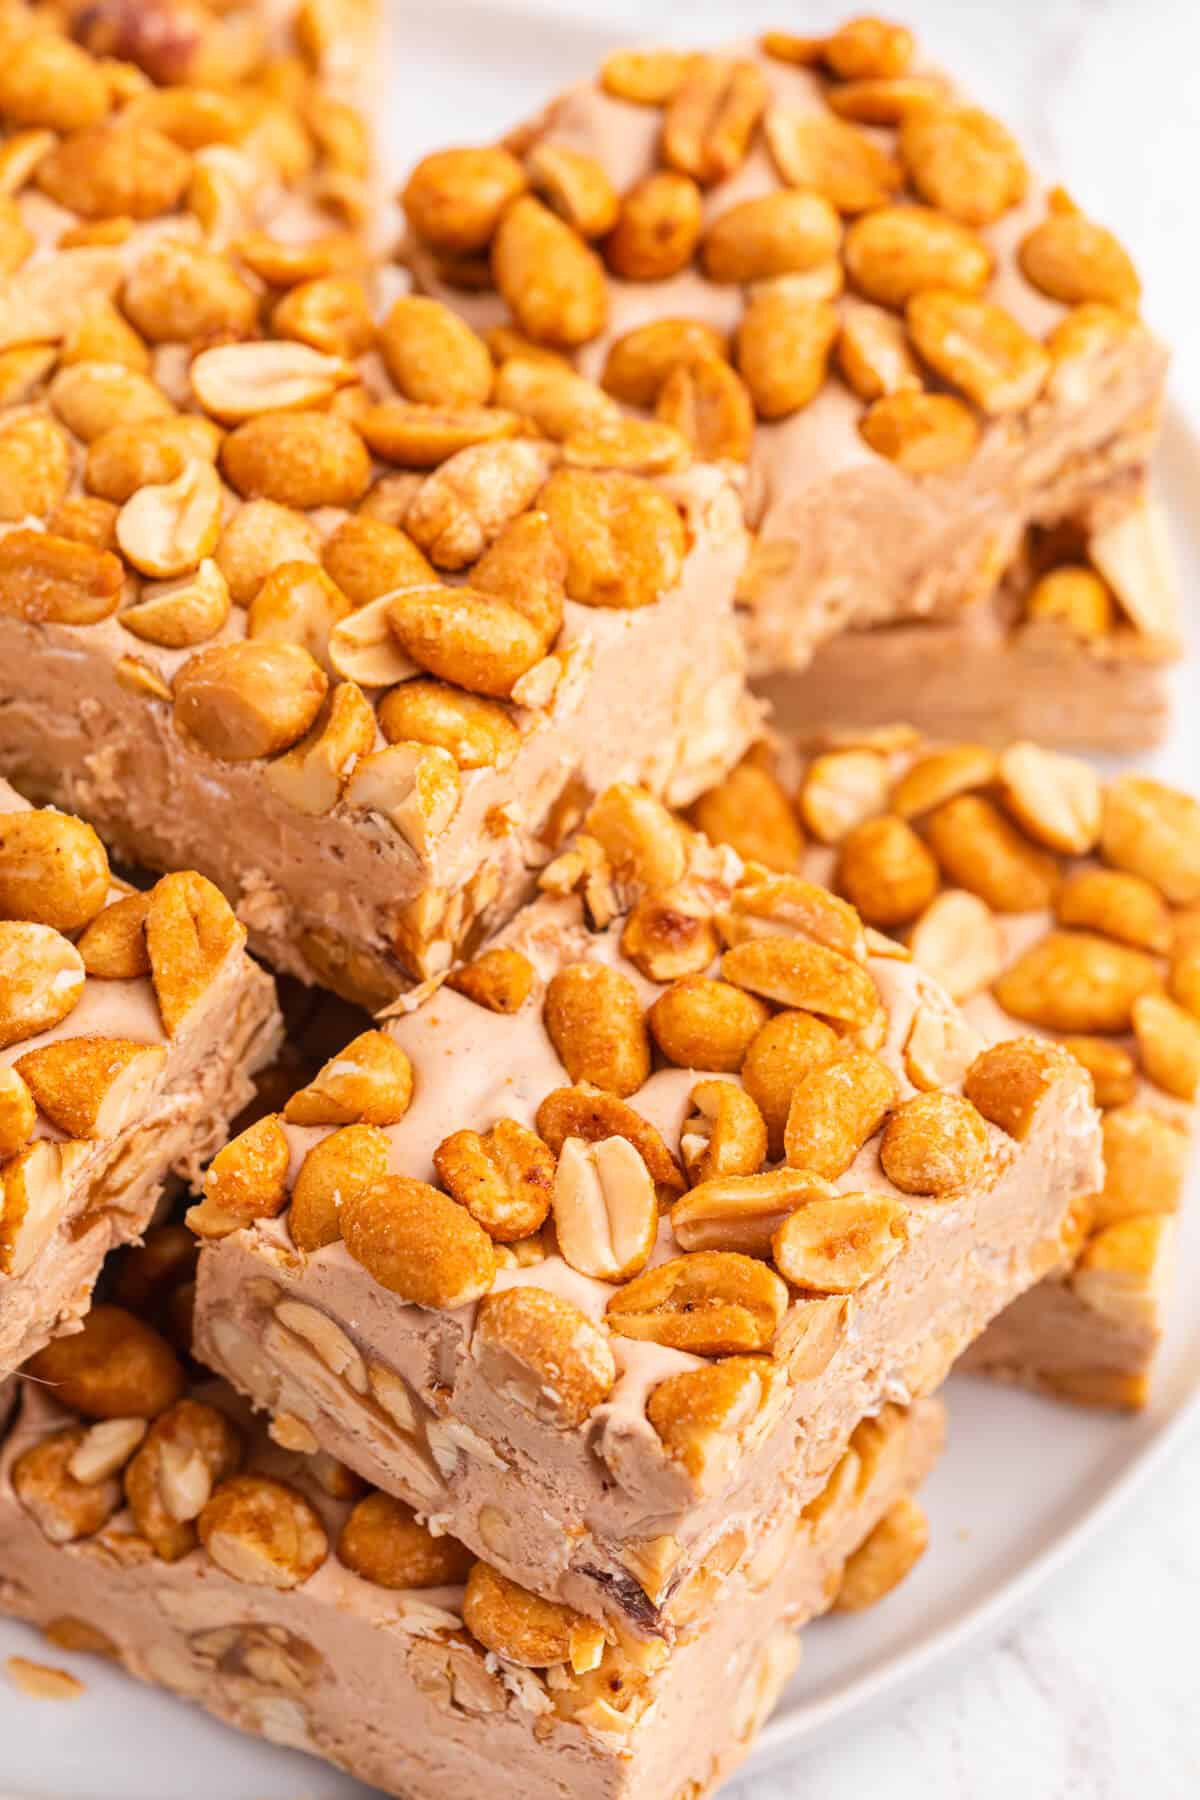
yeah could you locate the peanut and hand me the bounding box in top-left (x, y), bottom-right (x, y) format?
top-left (536, 1086), bottom-right (685, 1197)
top-left (657, 352), bottom-right (755, 464)
top-left (26, 1306), bottom-right (184, 1420)
top-left (1056, 869), bottom-right (1170, 952)
top-left (704, 191), bottom-right (841, 284)
top-left (0, 415), bottom-right (71, 521)
top-left (925, 794), bottom-right (1059, 912)
top-left (964, 1039), bottom-right (1078, 1140)
top-left (765, 109), bottom-right (900, 214)
top-left (187, 1113), bottom-right (290, 1239)
top-left (844, 206), bottom-right (991, 308)
top-left (773, 1192), bottom-right (908, 1292)
top-left (13, 1430), bottom-right (123, 1544)
top-left (647, 1356), bottom-right (774, 1484)
top-left (908, 889), bottom-right (1003, 1003)
top-left (879, 1091), bottom-right (990, 1195)
top-left (338, 1491), bottom-right (473, 1589)
top-left (144, 869), bottom-right (242, 1036)
top-left (198, 1474), bottom-right (327, 1589)
top-left (783, 1049), bottom-right (899, 1178)
top-left (474, 1284), bottom-right (615, 1427)
top-left (906, 290), bottom-right (1049, 415)
top-left (539, 467), bottom-right (686, 609)
top-left (742, 1011), bottom-right (840, 1159)
top-left (402, 146), bottom-right (527, 252)
top-left (342, 1174), bottom-right (496, 1308)
top-left (833, 1495), bottom-right (929, 1610)
top-left (434, 1118), bottom-right (554, 1242)
top-left (14, 1037), bottom-right (166, 1140)
top-left (405, 439), bottom-right (555, 571)
top-left (0, 922), bottom-right (85, 1048)
top-left (221, 411), bottom-right (371, 509)
top-left (290, 1123), bottom-right (390, 1253)
top-left (0, 530), bottom-right (122, 626)
top-left (890, 745), bottom-right (997, 820)
top-left (463, 1563), bottom-right (604, 1671)
top-left (836, 815), bottom-right (939, 927)
top-left (607, 1250), bottom-right (788, 1355)
top-left (900, 104), bottom-right (1026, 226)
top-left (1100, 777), bottom-right (1200, 906)
top-left (736, 291), bottom-right (838, 419)
top-left (722, 936), bottom-right (879, 1027)
top-left (602, 320), bottom-right (728, 409)
top-left (673, 1168), bottom-right (831, 1256)
top-left (526, 142), bottom-right (619, 240)
top-left (322, 515), bottom-right (432, 605)
top-left (859, 390), bottom-right (979, 473)
top-left (447, 947), bottom-right (535, 1013)
top-left (0, 810), bottom-right (109, 934)
top-left (621, 890), bottom-right (720, 984)
top-left (174, 641), bottom-right (328, 761)
top-left (648, 976), bottom-right (769, 1073)
top-left (285, 1031), bottom-right (414, 1127)
top-left (681, 1079), bottom-right (769, 1184)
top-left (689, 760), bottom-right (803, 873)
top-left (662, 57), bottom-right (767, 186)
top-left (1132, 993), bottom-right (1200, 1102)
top-left (124, 1399), bottom-right (242, 1562)
top-left (993, 930), bottom-right (1161, 1034)
top-left (493, 195), bottom-right (607, 348)
top-left (1019, 212), bottom-right (1140, 311)
top-left (544, 963), bottom-right (650, 1096)
top-left (553, 1134), bottom-right (657, 1281)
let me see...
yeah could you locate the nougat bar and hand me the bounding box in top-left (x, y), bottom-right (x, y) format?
top-left (736, 732), bottom-right (1199, 1407)
top-left (0, 779), bottom-right (279, 1373)
top-left (193, 784), bottom-right (1098, 1637)
top-left (402, 19), bottom-right (1169, 692)
top-left (0, 1301), bottom-right (942, 1800)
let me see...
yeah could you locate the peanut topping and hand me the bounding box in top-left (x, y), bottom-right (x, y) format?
top-left (742, 1010), bottom-right (840, 1159)
top-left (434, 1119), bottom-right (554, 1243)
top-left (387, 583), bottom-right (546, 700)
top-left (14, 1037), bottom-right (166, 1139)
top-left (827, 76), bottom-right (949, 125)
top-left (405, 439), bottom-right (555, 571)
top-left (925, 794), bottom-right (1059, 912)
top-left (908, 889), bottom-right (1003, 1003)
top-left (783, 1049), bottom-right (898, 1179)
top-left (284, 1031), bottom-right (414, 1127)
top-left (290, 1123), bottom-right (390, 1253)
top-left (540, 468), bottom-right (686, 610)
top-left (1019, 211), bottom-right (1140, 311)
top-left (190, 340), bottom-right (355, 424)
top-left (647, 1356), bottom-right (775, 1483)
top-left (0, 810), bottom-right (109, 933)
top-left (14, 1430), bottom-right (122, 1544)
top-left (0, 1065), bottom-right (34, 1159)
top-left (994, 743), bottom-right (1102, 856)
top-left (649, 976), bottom-right (769, 1073)
top-left (837, 299), bottom-right (925, 399)
top-left (662, 57), bottom-right (767, 186)
top-left (1100, 777), bottom-right (1200, 906)
top-left (682, 1080), bottom-right (769, 1184)
top-left (899, 105), bottom-right (1026, 226)
top-left (601, 321), bottom-right (728, 409)
top-left (964, 1039), bottom-right (1076, 1140)
top-left (657, 352), bottom-right (756, 463)
top-left (859, 390), bottom-right (980, 473)
top-left (144, 869), bottom-right (242, 1035)
top-left (379, 296), bottom-right (492, 407)
top-left (121, 560), bottom-right (231, 650)
top-left (673, 1169), bottom-right (831, 1256)
top-left (736, 291), bottom-right (838, 420)
top-left (584, 787), bottom-right (686, 890)
top-left (621, 889), bottom-right (720, 984)
top-left (1062, 1036), bottom-right (1138, 1110)
top-left (265, 680), bottom-right (377, 818)
top-left (0, 921), bottom-right (85, 1048)
top-left (124, 1399), bottom-right (242, 1563)
top-left (836, 815), bottom-right (939, 927)
top-left (844, 206), bottom-right (991, 308)
top-left (605, 171), bottom-right (703, 282)
top-left (1132, 993), bottom-right (1200, 1102)
top-left (0, 415), bottom-right (71, 520)
top-left (553, 1134), bottom-right (657, 1281)
top-left (607, 1250), bottom-right (788, 1355)
top-left (187, 1113), bottom-right (290, 1240)
top-left (26, 1306), bottom-right (184, 1420)
top-left (463, 1564), bottom-right (605, 1673)
top-left (544, 963), bottom-right (651, 1096)
top-left (341, 1174), bottom-right (496, 1308)
top-left (0, 530), bottom-right (123, 626)
top-left (536, 1086), bottom-right (685, 1196)
top-left (689, 760), bottom-right (804, 873)
top-left (217, 500), bottom-right (320, 605)
top-left (907, 289), bottom-right (1049, 415)
top-left (493, 195), bottom-right (608, 348)
top-left (526, 141), bottom-right (620, 240)
top-left (765, 110), bottom-right (900, 214)
top-left (880, 1091), bottom-right (990, 1195)
top-left (198, 1474), bottom-right (327, 1590)
top-left (402, 146), bottom-right (527, 253)
top-left (773, 1192), bottom-right (909, 1293)
top-left (221, 411), bottom-right (371, 509)
top-left (116, 458), bottom-right (223, 579)
top-left (474, 1285), bottom-right (616, 1428)
top-left (174, 641), bottom-right (328, 762)
top-left (1025, 566), bottom-right (1115, 641)
top-left (76, 891), bottom-right (151, 979)
top-left (704, 191), bottom-right (841, 284)
top-left (833, 1495), bottom-right (929, 1611)
top-left (37, 123), bottom-right (191, 220)
top-left (722, 935), bottom-right (879, 1027)
top-left (799, 748), bottom-right (889, 844)
top-left (993, 930), bottom-right (1161, 1034)
top-left (338, 1493), bottom-right (474, 1589)
top-left (599, 48), bottom-right (699, 105)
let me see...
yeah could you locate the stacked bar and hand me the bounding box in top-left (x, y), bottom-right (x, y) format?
top-left (698, 734), bottom-right (1199, 1408)
top-left (402, 21), bottom-right (1176, 749)
top-left (0, 1294), bottom-right (942, 1800)
top-left (0, 778), bottom-right (279, 1373)
top-left (192, 784), bottom-right (1099, 1639)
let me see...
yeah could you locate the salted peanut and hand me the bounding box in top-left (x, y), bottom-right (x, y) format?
top-left (14, 1036), bottom-right (166, 1139)
top-left (216, 500), bottom-right (320, 606)
top-left (173, 640), bottom-right (328, 762)
top-left (1170, 945), bottom-right (1200, 1018)
top-left (0, 24), bottom-right (110, 130)
top-left (721, 870), bottom-right (868, 962)
top-left (1054, 869), bottom-right (1170, 954)
top-left (405, 439), bottom-right (555, 571)
top-left (621, 889), bottom-right (720, 984)
top-left (464, 1563), bottom-right (604, 1672)
top-left (834, 1494), bottom-right (929, 1611)
top-left (673, 1168), bottom-right (830, 1256)
top-left (541, 466), bottom-right (688, 610)
top-left (492, 195), bottom-right (607, 348)
top-left (859, 390), bottom-right (979, 473)
top-left (836, 303), bottom-right (922, 400)
top-left (186, 1113), bottom-right (290, 1239)
top-left (902, 1002), bottom-right (980, 1094)
top-left (599, 46), bottom-right (698, 103)
top-left (601, 320), bottom-right (728, 408)
top-left (681, 1079), bottom-right (769, 1184)
top-left (13, 1430), bottom-right (123, 1545)
top-left (75, 891), bottom-right (151, 980)
top-left (402, 146), bottom-right (527, 252)
top-left (0, 530), bottom-right (123, 627)
top-left (434, 1118), bottom-right (554, 1244)
top-left (585, 783), bottom-right (686, 890)
top-left (248, 562), bottom-right (350, 674)
top-left (470, 509), bottom-right (566, 646)
top-left (783, 1049), bottom-right (898, 1178)
top-left (836, 815), bottom-right (939, 928)
top-left (827, 74), bottom-right (947, 123)
top-left (1132, 993), bottom-right (1200, 1102)
top-left (605, 170), bottom-right (702, 282)
top-left (36, 122), bottom-right (190, 220)
top-left (1101, 777), bottom-right (1200, 907)
top-left (285, 1031), bottom-right (414, 1127)
top-left (607, 1249), bottom-right (788, 1355)
top-left (119, 559), bottom-right (229, 651)
top-left (1063, 1036), bottom-right (1138, 1109)
top-left (648, 976), bottom-right (768, 1073)
top-left (704, 190), bottom-right (841, 285)
top-left (386, 583), bottom-right (545, 701)
top-left (323, 597), bottom-right (416, 688)
top-left (648, 1356), bottom-right (774, 1484)
top-left (823, 15), bottom-right (913, 78)
top-left (198, 1474), bottom-right (326, 1590)
top-left (656, 353), bottom-right (756, 464)
top-left (564, 416), bottom-right (690, 477)
top-left (45, 496), bottom-right (119, 554)
top-left (1019, 211), bottom-right (1140, 311)
top-left (908, 889), bottom-right (1003, 1003)
top-left (121, 238), bottom-right (257, 345)
top-left (143, 868), bottom-right (240, 1038)
top-left (0, 809), bottom-right (109, 934)
top-left (0, 346), bottom-right (57, 410)
top-left (338, 1492), bottom-right (473, 1590)
top-left (1025, 565), bottom-right (1115, 640)
top-left (764, 109), bottom-right (900, 214)
top-left (772, 1192), bottom-right (908, 1294)
top-left (1094, 1104), bottom-right (1188, 1229)
top-left (553, 1134), bottom-right (657, 1281)
top-left (907, 290), bottom-right (1050, 416)
top-left (0, 195), bottom-right (33, 273)
top-left (58, 297), bottom-right (148, 373)
top-left (377, 681), bottom-right (516, 773)
top-left (190, 341), bottom-right (354, 426)
top-left (446, 947), bottom-right (535, 1015)
top-left (994, 929), bottom-right (1161, 1034)
top-left (723, 935), bottom-right (878, 1028)
top-left (525, 141), bottom-right (618, 240)
top-left (341, 1174), bottom-right (495, 1308)
top-left (879, 1091), bottom-right (990, 1196)
top-left (124, 1399), bottom-right (243, 1563)
top-left (493, 359), bottom-right (615, 443)
top-left (689, 760), bottom-right (803, 873)
top-left (84, 416), bottom-right (220, 508)
top-left (0, 921), bottom-right (85, 1048)
top-left (50, 362), bottom-right (173, 445)
top-left (742, 1011), bottom-right (840, 1159)
top-left (272, 274), bottom-right (375, 360)
top-left (891, 744), bottom-right (996, 819)
top-left (320, 517), bottom-right (431, 608)
top-left (544, 963), bottom-right (650, 1097)
top-left (926, 794), bottom-right (1059, 913)
top-left (221, 411), bottom-right (370, 509)
top-left (27, 1306), bottom-right (184, 1420)
top-left (378, 296), bottom-right (492, 409)
top-left (116, 458), bottom-right (222, 580)
top-left (290, 1123), bottom-right (390, 1254)
top-left (0, 1064), bottom-right (34, 1159)
top-left (536, 1086), bottom-right (685, 1197)
top-left (964, 1038), bottom-right (1078, 1140)
top-left (844, 207), bottom-right (991, 308)
top-left (735, 292), bottom-right (838, 420)
top-left (266, 678), bottom-right (377, 817)
top-left (474, 1285), bottom-right (615, 1427)
top-left (662, 56), bottom-right (767, 186)
top-left (899, 103), bottom-right (1026, 226)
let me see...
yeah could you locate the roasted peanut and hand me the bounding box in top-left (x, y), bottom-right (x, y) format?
top-left (602, 320), bottom-right (728, 409)
top-left (26, 1306), bottom-right (184, 1420)
top-left (187, 1113), bottom-right (290, 1238)
top-left (0, 810), bottom-right (109, 934)
top-left (539, 467), bottom-right (686, 609)
top-left (765, 109), bottom-right (900, 214)
top-left (605, 170), bottom-right (702, 282)
top-left (14, 1037), bottom-right (166, 1140)
top-left (964, 1038), bottom-right (1078, 1140)
top-left (648, 976), bottom-right (768, 1073)
top-left (859, 390), bottom-right (980, 473)
top-left (833, 1495), bottom-right (929, 1610)
top-left (689, 760), bottom-right (803, 873)
top-left (85, 417), bottom-right (221, 507)
top-left (37, 123), bottom-right (191, 220)
top-left (879, 1091), bottom-right (990, 1195)
top-left (736, 291), bottom-right (838, 419)
top-left (124, 1399), bottom-right (242, 1562)
top-left (190, 341), bottom-right (355, 425)
top-left (908, 889), bottom-right (1003, 1003)
top-left (1095, 1104), bottom-right (1188, 1228)
top-left (474, 1284), bottom-right (615, 1426)
top-left (464, 1563), bottom-right (604, 1671)
top-left (493, 195), bottom-right (607, 347)
top-left (723, 935), bottom-right (879, 1027)
top-left (321, 514), bottom-right (432, 606)
top-left (544, 963), bottom-right (650, 1096)
top-left (121, 560), bottom-right (231, 650)
top-left (1025, 565), bottom-right (1116, 641)
top-left (741, 1011), bottom-right (840, 1159)
top-left (174, 641), bottom-right (328, 761)
top-left (1100, 776), bottom-right (1200, 906)
top-left (198, 1474), bottom-right (327, 1589)
top-left (402, 146), bottom-right (527, 252)
top-left (662, 57), bottom-right (767, 186)
top-left (925, 794), bottom-right (1059, 912)
top-left (273, 274), bottom-right (376, 359)
top-left (446, 947), bottom-right (535, 1013)
top-left (434, 1118), bottom-right (554, 1242)
top-left (772, 1192), bottom-right (908, 1292)
top-left (704, 191), bottom-right (840, 284)
top-left (221, 411), bottom-right (371, 509)
top-left (890, 745), bottom-right (997, 820)
top-left (681, 1079), bottom-right (769, 1184)
top-left (285, 1031), bottom-right (414, 1127)
top-left (1132, 993), bottom-right (1200, 1102)
top-left (553, 1134), bottom-right (657, 1281)
top-left (217, 499), bottom-right (320, 605)
top-left (493, 357), bottom-right (616, 441)
top-left (536, 1086), bottom-right (685, 1197)
top-left (386, 583), bottom-right (545, 700)
top-left (656, 352), bottom-right (756, 464)
top-left (75, 891), bottom-right (152, 979)
top-left (290, 1123), bottom-right (390, 1253)
top-left (1055, 868), bottom-right (1170, 952)
top-left (900, 104), bottom-right (1026, 226)
top-left (906, 290), bottom-right (1049, 416)
top-left (673, 1168), bottom-right (830, 1256)
top-left (1063, 1036), bottom-right (1139, 1109)
top-left (379, 297), bottom-right (492, 408)
top-left (621, 890), bottom-right (719, 984)
top-left (0, 922), bottom-right (85, 1048)
top-left (783, 1049), bottom-right (898, 1178)
top-left (993, 930), bottom-right (1161, 1034)
top-left (405, 439), bottom-right (555, 571)
top-left (1019, 212), bottom-right (1140, 311)
top-left (123, 238), bottom-right (257, 343)
top-left (144, 869), bottom-right (242, 1036)
top-left (0, 530), bottom-right (122, 626)
top-left (647, 1356), bottom-right (774, 1483)
top-left (836, 815), bottom-right (939, 927)
top-left (526, 141), bottom-right (619, 239)
top-left (0, 415), bottom-right (71, 521)
top-left (844, 206), bottom-right (991, 309)
top-left (607, 1250), bottom-right (788, 1355)
top-left (599, 48), bottom-right (699, 105)
top-left (342, 1174), bottom-right (496, 1308)
top-left (13, 1430), bottom-right (123, 1544)
top-left (722, 870), bottom-right (868, 963)
top-left (827, 76), bottom-right (948, 125)
top-left (339, 1491), bottom-right (473, 1588)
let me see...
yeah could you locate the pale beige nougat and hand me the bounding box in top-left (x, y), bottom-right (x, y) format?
top-left (402, 18), bottom-right (1170, 709)
top-left (716, 733), bottom-right (1200, 1408)
top-left (1, 1298), bottom-right (941, 1800)
top-left (193, 785), bottom-right (1099, 1637)
top-left (0, 778), bottom-right (280, 1374)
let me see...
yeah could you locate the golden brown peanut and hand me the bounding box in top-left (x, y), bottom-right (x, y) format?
top-left (402, 146), bottom-right (527, 252)
top-left (647, 1356), bottom-right (774, 1483)
top-left (621, 889), bottom-right (720, 984)
top-left (836, 815), bottom-right (939, 927)
top-left (264, 679), bottom-right (377, 818)
top-left (0, 922), bottom-right (85, 1049)
top-left (1095, 1104), bottom-right (1188, 1228)
top-left (900, 104), bottom-right (1027, 226)
top-left (526, 141), bottom-right (619, 239)
top-left (964, 1038), bottom-right (1078, 1140)
top-left (845, 206), bottom-right (992, 310)
top-left (379, 296), bottom-right (493, 407)
top-left (689, 760), bottom-right (804, 872)
top-left (405, 439), bottom-right (555, 571)
top-left (13, 1430), bottom-right (123, 1544)
top-left (44, 493), bottom-right (118, 554)
top-left (0, 1065), bottom-right (35, 1159)
top-left (772, 1192), bottom-right (909, 1293)
top-left (143, 869), bottom-right (241, 1037)
top-left (607, 1250), bottom-right (788, 1355)
top-left (908, 889), bottom-right (1003, 1004)
top-left (1100, 777), bottom-right (1200, 906)
top-left (471, 508), bottom-right (566, 644)
top-left (285, 1032), bottom-right (414, 1127)
top-left (342, 1174), bottom-right (496, 1308)
top-left (799, 749), bottom-right (890, 845)
top-left (722, 936), bottom-right (879, 1027)
top-left (493, 195), bottom-right (607, 348)
top-left (879, 1091), bottom-right (990, 1195)
top-left (906, 290), bottom-right (1050, 415)
top-left (1170, 945), bottom-right (1200, 1018)
top-left (14, 1037), bottom-right (166, 1139)
top-left (0, 415), bottom-right (71, 522)
top-left (584, 783), bottom-right (686, 889)
top-left (121, 560), bottom-right (231, 650)
top-left (859, 390), bottom-right (980, 473)
top-left (339, 1492), bottom-right (474, 1589)
top-left (1019, 212), bottom-right (1140, 311)
top-left (37, 123), bottom-right (191, 220)
top-left (221, 411), bottom-right (371, 509)
top-left (837, 300), bottom-right (924, 400)
top-left (833, 1494), bottom-right (929, 1611)
top-left (387, 583), bottom-right (545, 699)
top-left (50, 362), bottom-right (172, 445)
top-left (0, 28), bottom-right (110, 131)
top-left (123, 238), bottom-right (257, 343)
top-left (682, 1079), bottom-right (769, 1184)
top-left (736, 291), bottom-right (838, 419)
top-left (563, 417), bottom-right (690, 477)
top-left (1025, 565), bottom-right (1116, 640)
top-left (662, 57), bottom-right (767, 186)
top-left (657, 352), bottom-right (756, 464)
top-left (434, 1118), bottom-right (554, 1242)
top-left (827, 75), bottom-right (949, 124)
top-left (703, 191), bottom-right (841, 284)
top-left (993, 930), bottom-right (1161, 1034)
top-left (379, 681), bottom-right (518, 771)
top-left (605, 171), bottom-right (703, 282)
top-left (602, 320), bottom-right (728, 409)
top-left (552, 1133), bottom-right (657, 1281)
top-left (446, 947), bottom-right (535, 1014)
top-left (85, 417), bottom-right (220, 507)
top-left (273, 275), bottom-right (376, 359)
top-left (290, 1124), bottom-right (390, 1253)
top-left (599, 47), bottom-right (699, 104)
top-left (190, 342), bottom-right (355, 427)
top-left (0, 811), bottom-right (109, 934)
top-left (74, 892), bottom-right (151, 980)
top-left (783, 1049), bottom-right (898, 1178)
top-left (722, 870), bottom-right (868, 963)
top-left (1132, 993), bottom-right (1200, 1101)
top-left (648, 976), bottom-right (769, 1073)
top-left (123, 1399), bottom-right (242, 1563)
top-left (248, 562), bottom-right (350, 673)
top-left (26, 1306), bottom-right (184, 1420)
top-left (742, 1011), bottom-right (841, 1159)
top-left (536, 1086), bottom-right (685, 1197)
top-left (174, 641), bottom-right (328, 761)
top-left (673, 1168), bottom-right (831, 1256)
top-left (187, 1113), bottom-right (290, 1239)
top-left (540, 467), bottom-right (685, 610)
top-left (824, 16), bottom-right (913, 78)
top-left (0, 530), bottom-right (123, 626)
top-left (216, 500), bottom-right (320, 605)
top-left (321, 515), bottom-right (433, 605)
top-left (925, 794), bottom-right (1059, 912)
top-left (464, 1563), bottom-right (605, 1672)
top-left (198, 1474), bottom-right (327, 1589)
top-left (764, 110), bottom-right (901, 214)
top-left (493, 357), bottom-right (616, 441)
top-left (1055, 869), bottom-right (1171, 952)
top-left (474, 1285), bottom-right (616, 1431)
top-left (993, 742), bottom-right (1101, 856)
top-left (544, 963), bottom-right (650, 1096)
top-left (1062, 1036), bottom-right (1139, 1109)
